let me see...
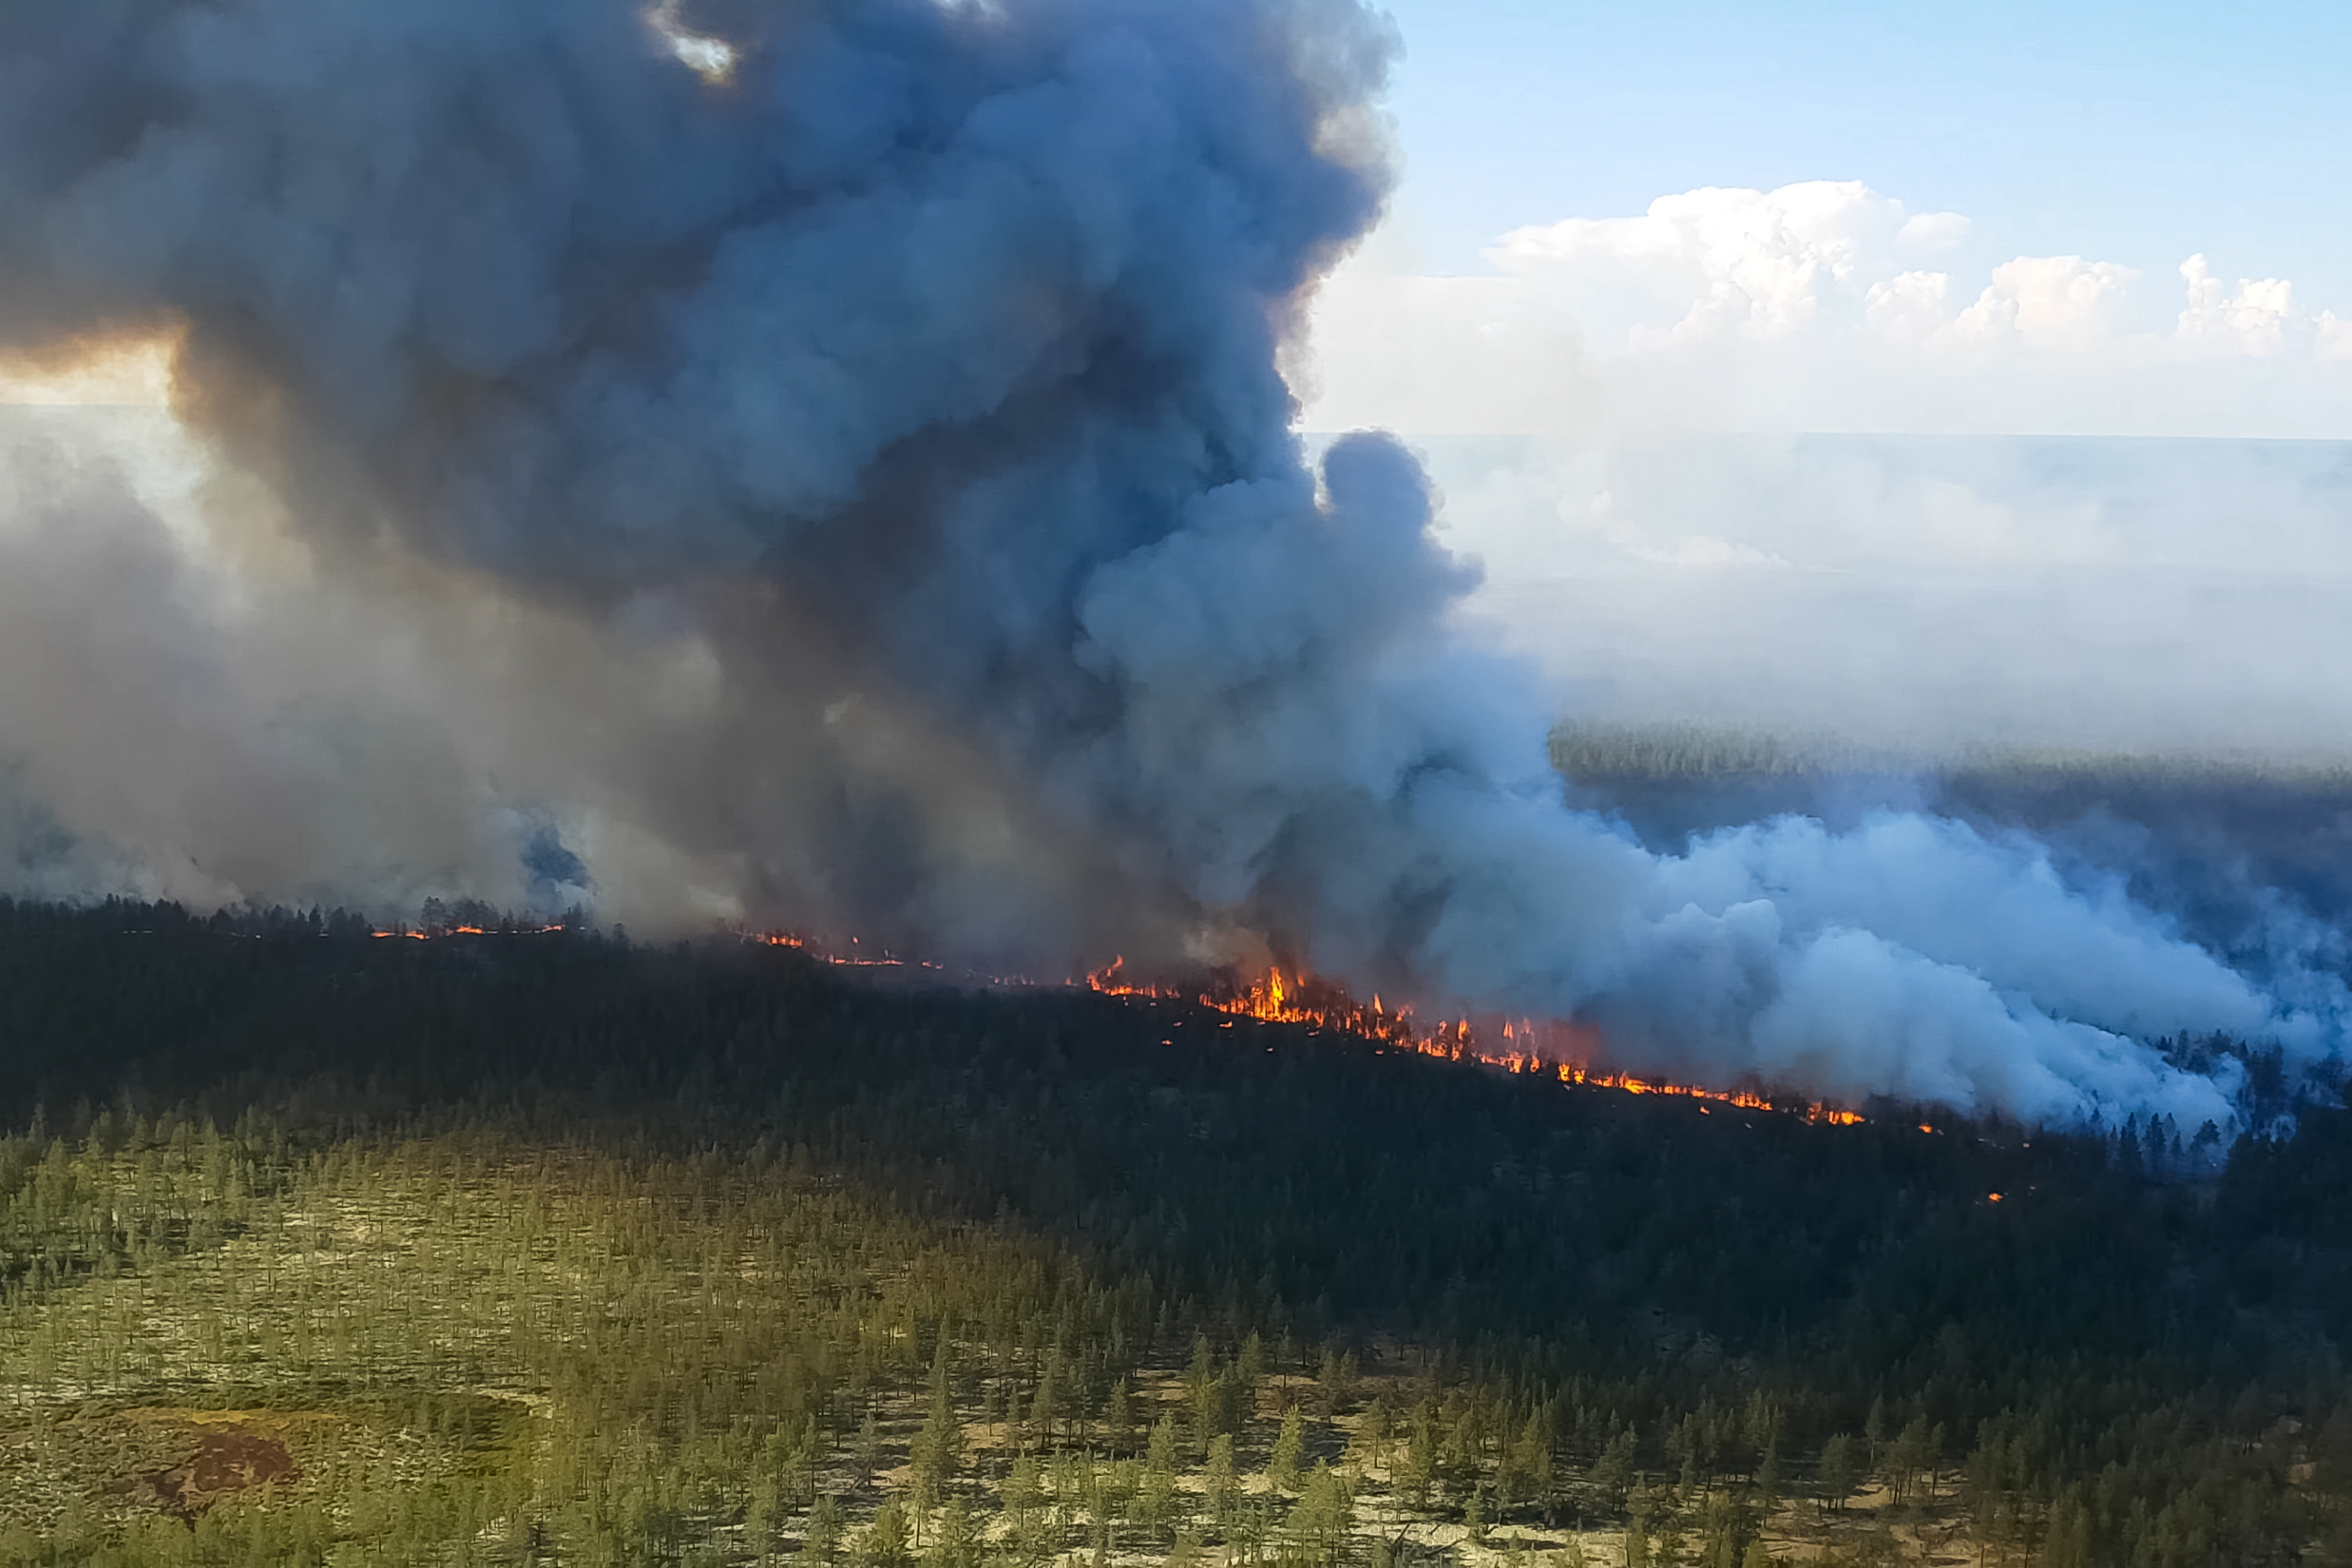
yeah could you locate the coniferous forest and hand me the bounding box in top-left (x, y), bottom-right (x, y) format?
top-left (0, 898), bottom-right (2348, 1568)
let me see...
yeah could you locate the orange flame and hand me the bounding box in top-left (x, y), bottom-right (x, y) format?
top-left (371, 923), bottom-right (568, 940)
top-left (745, 929), bottom-right (966, 974)
top-left (1085, 960), bottom-right (1865, 1127)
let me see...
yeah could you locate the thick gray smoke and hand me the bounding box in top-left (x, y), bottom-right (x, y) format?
top-left (0, 0), bottom-right (2341, 1132)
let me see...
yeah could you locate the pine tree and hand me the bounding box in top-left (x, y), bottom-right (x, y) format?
top-left (1006, 1456), bottom-right (1055, 1567)
top-left (913, 1355), bottom-right (966, 1525)
top-left (863, 1501), bottom-right (912, 1568)
top-left (1108, 1377), bottom-right (1137, 1452)
top-left (1291, 1463), bottom-right (1357, 1568)
top-left (1316, 1346), bottom-right (1360, 1420)
top-left (1754, 1435), bottom-right (1783, 1513)
top-left (1006, 1454), bottom-right (1043, 1520)
top-left (1208, 1433), bottom-right (1240, 1525)
top-left (810, 1496), bottom-right (848, 1568)
top-left (1819, 1435), bottom-right (1864, 1514)
top-left (1238, 1331), bottom-right (1268, 1412)
top-left (1032, 1352), bottom-right (1062, 1445)
top-left (1592, 1428), bottom-right (1637, 1516)
top-left (748, 1475), bottom-right (787, 1564)
top-left (1188, 1335), bottom-right (1221, 1457)
top-left (1268, 1406), bottom-right (1308, 1497)
top-left (1142, 1414), bottom-right (1183, 1539)
top-left (1400, 1410), bottom-right (1439, 1509)
top-left (929, 1496), bottom-right (982, 1568)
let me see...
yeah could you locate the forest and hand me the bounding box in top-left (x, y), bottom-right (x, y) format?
top-left (0, 897), bottom-right (2346, 1568)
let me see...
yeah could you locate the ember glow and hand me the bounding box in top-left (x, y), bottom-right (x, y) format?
top-left (1087, 958), bottom-right (1868, 1126)
top-left (371, 924), bottom-right (568, 940)
top-left (751, 929), bottom-right (992, 977)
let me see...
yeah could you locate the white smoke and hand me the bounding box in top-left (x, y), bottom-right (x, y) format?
top-left (0, 1), bottom-right (2340, 1131)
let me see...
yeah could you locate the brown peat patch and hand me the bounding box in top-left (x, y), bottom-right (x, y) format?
top-left (137, 1418), bottom-right (302, 1523)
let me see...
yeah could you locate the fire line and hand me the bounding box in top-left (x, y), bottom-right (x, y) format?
top-left (1085, 958), bottom-right (1865, 1126)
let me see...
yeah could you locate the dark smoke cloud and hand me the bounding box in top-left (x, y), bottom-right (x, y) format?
top-left (0, 0), bottom-right (2340, 1130)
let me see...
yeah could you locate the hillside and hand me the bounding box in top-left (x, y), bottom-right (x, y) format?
top-left (0, 901), bottom-right (2346, 1566)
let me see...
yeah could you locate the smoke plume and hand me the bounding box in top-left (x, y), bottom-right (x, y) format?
top-left (0, 0), bottom-right (2341, 1131)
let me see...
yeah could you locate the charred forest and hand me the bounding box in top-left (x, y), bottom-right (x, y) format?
top-left (0, 899), bottom-right (2345, 1567)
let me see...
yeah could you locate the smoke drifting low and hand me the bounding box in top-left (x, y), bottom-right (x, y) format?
top-left (0, 0), bottom-right (2341, 1132)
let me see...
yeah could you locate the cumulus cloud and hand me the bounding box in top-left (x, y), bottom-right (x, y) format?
top-left (1488, 181), bottom-right (1906, 348)
top-left (2178, 255), bottom-right (2297, 355)
top-left (1863, 270), bottom-right (1953, 345)
top-left (1301, 180), bottom-right (2352, 437)
top-left (1894, 210), bottom-right (1971, 251)
top-left (1948, 256), bottom-right (2137, 348)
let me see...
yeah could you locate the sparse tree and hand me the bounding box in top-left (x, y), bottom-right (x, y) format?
top-left (864, 1501), bottom-right (912, 1568)
top-left (809, 1495), bottom-right (848, 1568)
top-left (1208, 1433), bottom-right (1241, 1524)
top-left (1108, 1377), bottom-right (1137, 1452)
top-left (1819, 1436), bottom-right (1864, 1514)
top-left (1141, 1414), bottom-right (1184, 1539)
top-left (1269, 1406), bottom-right (1309, 1496)
top-left (927, 1496), bottom-right (982, 1568)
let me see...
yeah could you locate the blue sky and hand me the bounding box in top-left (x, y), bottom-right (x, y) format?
top-left (1373, 0), bottom-right (2352, 304)
top-left (1301, 1), bottom-right (2352, 442)
top-left (1291, 4), bottom-right (2352, 759)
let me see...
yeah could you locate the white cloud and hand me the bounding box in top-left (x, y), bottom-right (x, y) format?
top-left (1488, 181), bottom-right (1904, 348)
top-left (1625, 536), bottom-right (1792, 569)
top-left (1895, 211), bottom-right (1971, 251)
top-left (2178, 255), bottom-right (2296, 355)
top-left (2323, 313), bottom-right (2352, 362)
top-left (1864, 270), bottom-right (1952, 346)
top-left (1300, 181), bottom-right (2352, 439)
top-left (1949, 256), bottom-right (2136, 349)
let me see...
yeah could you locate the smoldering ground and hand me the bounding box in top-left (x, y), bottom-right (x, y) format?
top-left (0, 0), bottom-right (2342, 1130)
